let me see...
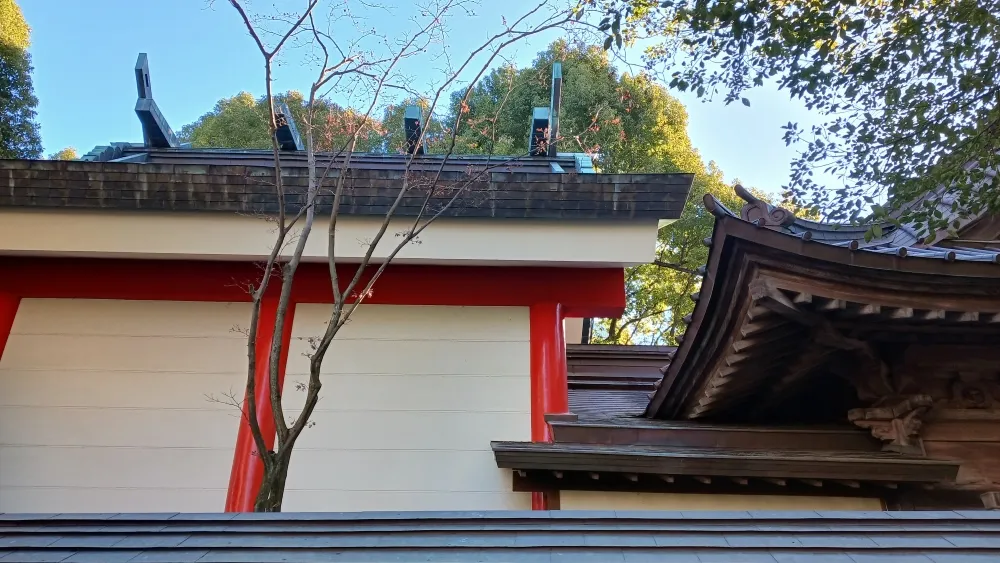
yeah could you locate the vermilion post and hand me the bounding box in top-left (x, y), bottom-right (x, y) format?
top-left (0, 293), bottom-right (21, 361)
top-left (529, 302), bottom-right (568, 510)
top-left (225, 298), bottom-right (296, 512)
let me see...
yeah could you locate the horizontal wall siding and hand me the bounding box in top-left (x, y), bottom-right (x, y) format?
top-left (282, 304), bottom-right (531, 511)
top-left (0, 299), bottom-right (250, 512)
top-left (560, 491), bottom-right (883, 511)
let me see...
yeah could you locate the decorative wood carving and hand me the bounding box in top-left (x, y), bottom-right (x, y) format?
top-left (949, 379), bottom-right (999, 409)
top-left (848, 395), bottom-right (933, 454)
top-left (736, 184), bottom-right (797, 227)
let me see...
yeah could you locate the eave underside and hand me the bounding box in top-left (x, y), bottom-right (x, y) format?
top-left (648, 216), bottom-right (1000, 422)
top-left (492, 441), bottom-right (958, 494)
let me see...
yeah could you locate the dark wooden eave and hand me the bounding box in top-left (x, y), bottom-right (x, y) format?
top-left (494, 416), bottom-right (958, 496)
top-left (492, 441), bottom-right (959, 486)
top-left (547, 415), bottom-right (881, 452)
top-left (0, 158), bottom-right (694, 221)
top-left (645, 189), bottom-right (1000, 421)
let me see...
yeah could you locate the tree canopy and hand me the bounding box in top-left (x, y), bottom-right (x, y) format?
top-left (180, 40), bottom-right (758, 345)
top-left (601, 0), bottom-right (1000, 239)
top-left (0, 0), bottom-right (41, 159)
top-left (452, 40), bottom-right (748, 344)
top-left (180, 91), bottom-right (384, 153)
top-left (48, 147), bottom-right (77, 160)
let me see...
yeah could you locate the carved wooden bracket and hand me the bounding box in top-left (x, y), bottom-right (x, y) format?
top-left (848, 395), bottom-right (933, 454)
top-left (735, 184), bottom-right (797, 227)
top-left (741, 201), bottom-right (796, 228)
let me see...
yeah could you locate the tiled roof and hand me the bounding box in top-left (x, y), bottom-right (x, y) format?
top-left (646, 187), bottom-right (1000, 420)
top-left (725, 184), bottom-right (1000, 264)
top-left (3, 511), bottom-right (999, 561)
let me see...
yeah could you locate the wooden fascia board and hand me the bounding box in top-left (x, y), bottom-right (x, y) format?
top-left (548, 420), bottom-right (881, 452)
top-left (491, 442), bottom-right (960, 483)
top-left (645, 218), bottom-right (737, 418)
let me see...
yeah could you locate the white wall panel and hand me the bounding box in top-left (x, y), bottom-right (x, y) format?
top-left (282, 304), bottom-right (531, 511)
top-left (0, 299), bottom-right (250, 512)
top-left (0, 209), bottom-right (658, 266)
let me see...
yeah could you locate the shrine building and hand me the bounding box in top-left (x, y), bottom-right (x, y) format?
top-left (3, 54), bottom-right (1000, 519)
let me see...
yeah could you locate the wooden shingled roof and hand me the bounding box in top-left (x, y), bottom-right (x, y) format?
top-left (567, 344), bottom-right (673, 419)
top-left (5, 511), bottom-right (1000, 561)
top-left (1, 150), bottom-right (694, 221)
top-left (645, 186), bottom-right (1000, 422)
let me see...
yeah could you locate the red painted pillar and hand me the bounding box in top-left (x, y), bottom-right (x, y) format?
top-left (0, 293), bottom-right (21, 362)
top-left (529, 302), bottom-right (568, 510)
top-left (225, 298), bottom-right (296, 512)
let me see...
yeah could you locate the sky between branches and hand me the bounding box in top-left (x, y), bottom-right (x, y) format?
top-left (21, 0), bottom-right (831, 197)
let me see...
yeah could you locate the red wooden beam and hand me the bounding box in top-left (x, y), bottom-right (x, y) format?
top-left (0, 293), bottom-right (20, 361)
top-left (529, 302), bottom-right (569, 510)
top-left (0, 258), bottom-right (625, 318)
top-left (0, 257), bottom-right (624, 512)
top-left (225, 299), bottom-right (296, 512)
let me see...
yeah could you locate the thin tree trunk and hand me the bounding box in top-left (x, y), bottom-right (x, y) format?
top-left (254, 453), bottom-right (291, 512)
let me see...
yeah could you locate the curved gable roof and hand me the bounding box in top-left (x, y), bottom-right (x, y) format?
top-left (646, 187), bottom-right (1000, 421)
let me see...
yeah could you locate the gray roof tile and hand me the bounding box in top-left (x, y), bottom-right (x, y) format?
top-left (0, 512), bottom-right (997, 562)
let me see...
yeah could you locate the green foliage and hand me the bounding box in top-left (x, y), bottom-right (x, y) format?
top-left (180, 39), bottom-right (754, 345)
top-left (180, 91), bottom-right (384, 152)
top-left (0, 0), bottom-right (30, 50)
top-left (48, 147), bottom-right (77, 160)
top-left (453, 40), bottom-right (745, 345)
top-left (0, 0), bottom-right (41, 159)
top-left (603, 0), bottom-right (1000, 239)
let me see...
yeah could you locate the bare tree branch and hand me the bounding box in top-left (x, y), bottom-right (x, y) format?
top-left (652, 260), bottom-right (699, 276)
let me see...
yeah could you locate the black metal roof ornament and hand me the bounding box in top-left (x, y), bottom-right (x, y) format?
top-left (404, 105), bottom-right (425, 155)
top-left (273, 100), bottom-right (302, 151)
top-left (528, 63), bottom-right (564, 158)
top-left (528, 107), bottom-right (549, 157)
top-left (134, 53), bottom-right (179, 149)
top-left (547, 62), bottom-right (562, 157)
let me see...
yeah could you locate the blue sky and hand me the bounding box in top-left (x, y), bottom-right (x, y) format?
top-left (20, 1), bottom-right (824, 195)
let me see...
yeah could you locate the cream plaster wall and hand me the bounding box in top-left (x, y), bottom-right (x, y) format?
top-left (564, 318), bottom-right (583, 345)
top-left (0, 209), bottom-right (657, 267)
top-left (560, 491), bottom-right (883, 511)
top-left (0, 299), bottom-right (250, 512)
top-left (281, 304), bottom-right (532, 511)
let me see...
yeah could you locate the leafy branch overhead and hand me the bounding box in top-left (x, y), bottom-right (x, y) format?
top-left (599, 0), bottom-right (1000, 240)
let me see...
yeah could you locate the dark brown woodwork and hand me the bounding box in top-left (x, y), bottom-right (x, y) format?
top-left (640, 188), bottom-right (1000, 508)
top-left (848, 395), bottom-right (934, 454)
top-left (492, 441), bottom-right (959, 484)
top-left (547, 418), bottom-right (881, 452)
top-left (923, 441), bottom-right (1000, 490)
top-left (982, 491), bottom-right (1000, 509)
top-left (511, 469), bottom-right (891, 497)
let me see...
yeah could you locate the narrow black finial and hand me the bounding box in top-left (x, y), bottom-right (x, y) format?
top-left (404, 105), bottom-right (425, 155)
top-left (134, 53), bottom-right (178, 148)
top-left (547, 62), bottom-right (562, 157)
